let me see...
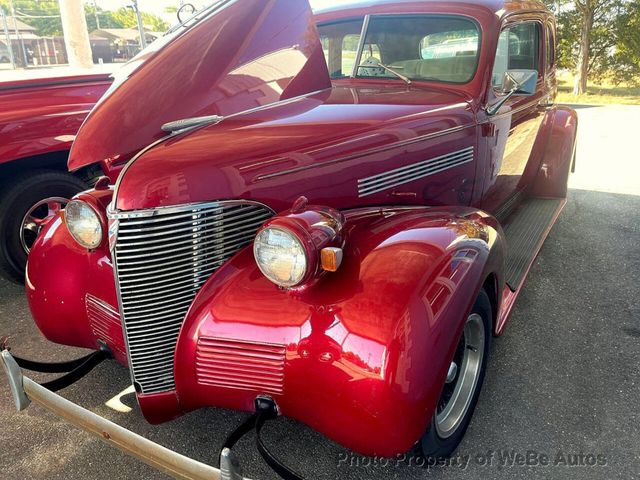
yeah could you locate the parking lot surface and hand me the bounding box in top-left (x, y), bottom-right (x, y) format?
top-left (1, 105), bottom-right (639, 479)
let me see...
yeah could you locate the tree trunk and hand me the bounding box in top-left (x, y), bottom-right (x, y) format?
top-left (573, 9), bottom-right (594, 95)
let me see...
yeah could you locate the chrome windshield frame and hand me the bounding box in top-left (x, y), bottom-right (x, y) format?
top-left (351, 14), bottom-right (371, 78)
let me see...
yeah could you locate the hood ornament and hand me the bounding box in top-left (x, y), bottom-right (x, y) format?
top-left (161, 115), bottom-right (224, 134)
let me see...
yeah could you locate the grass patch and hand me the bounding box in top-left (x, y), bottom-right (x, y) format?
top-left (557, 72), bottom-right (640, 105)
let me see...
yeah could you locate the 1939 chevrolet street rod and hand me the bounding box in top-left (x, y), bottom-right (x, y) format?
top-left (1, 0), bottom-right (577, 478)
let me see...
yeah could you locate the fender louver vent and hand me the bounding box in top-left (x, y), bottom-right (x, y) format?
top-left (86, 294), bottom-right (124, 355)
top-left (111, 201), bottom-right (274, 395)
top-left (358, 146), bottom-right (474, 197)
top-left (196, 337), bottom-right (286, 395)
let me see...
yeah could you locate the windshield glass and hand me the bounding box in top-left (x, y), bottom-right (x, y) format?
top-left (318, 15), bottom-right (480, 84)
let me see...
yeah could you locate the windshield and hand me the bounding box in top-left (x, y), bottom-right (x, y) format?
top-left (318, 15), bottom-right (480, 84)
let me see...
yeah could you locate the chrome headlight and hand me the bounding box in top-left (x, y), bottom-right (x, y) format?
top-left (254, 227), bottom-right (308, 287)
top-left (64, 200), bottom-right (103, 249)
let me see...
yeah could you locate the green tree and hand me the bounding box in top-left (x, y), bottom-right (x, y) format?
top-left (543, 1), bottom-right (633, 91)
top-left (110, 7), bottom-right (168, 32)
top-left (0, 0), bottom-right (63, 36)
top-left (0, 0), bottom-right (168, 36)
top-left (609, 0), bottom-right (640, 85)
top-left (84, 5), bottom-right (125, 33)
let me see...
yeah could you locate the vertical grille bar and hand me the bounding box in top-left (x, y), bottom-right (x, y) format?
top-left (111, 201), bottom-right (273, 394)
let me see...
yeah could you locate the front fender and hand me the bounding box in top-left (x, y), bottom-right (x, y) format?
top-left (24, 189), bottom-right (125, 364)
top-left (530, 106), bottom-right (578, 198)
top-left (173, 206), bottom-right (505, 456)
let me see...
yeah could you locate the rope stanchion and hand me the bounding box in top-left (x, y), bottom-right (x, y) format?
top-left (1, 337), bottom-right (110, 392)
top-left (218, 397), bottom-right (305, 480)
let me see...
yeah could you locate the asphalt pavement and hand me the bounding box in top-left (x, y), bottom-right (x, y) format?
top-left (1, 105), bottom-right (639, 479)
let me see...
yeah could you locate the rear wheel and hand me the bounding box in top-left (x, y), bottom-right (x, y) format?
top-left (419, 289), bottom-right (492, 458)
top-left (0, 170), bottom-right (87, 283)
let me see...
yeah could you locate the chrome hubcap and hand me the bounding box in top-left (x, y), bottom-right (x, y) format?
top-left (435, 313), bottom-right (485, 439)
top-left (19, 197), bottom-right (69, 254)
top-left (445, 362), bottom-right (458, 384)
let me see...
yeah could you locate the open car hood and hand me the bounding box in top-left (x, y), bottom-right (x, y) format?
top-left (68, 0), bottom-right (330, 172)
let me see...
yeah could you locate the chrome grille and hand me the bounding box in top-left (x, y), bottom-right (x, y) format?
top-left (112, 201), bottom-right (274, 394)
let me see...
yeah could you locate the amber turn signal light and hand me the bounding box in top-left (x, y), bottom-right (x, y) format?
top-left (320, 247), bottom-right (343, 272)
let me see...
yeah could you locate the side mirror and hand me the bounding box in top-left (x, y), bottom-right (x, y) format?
top-left (487, 69), bottom-right (538, 115)
top-left (501, 69), bottom-right (538, 95)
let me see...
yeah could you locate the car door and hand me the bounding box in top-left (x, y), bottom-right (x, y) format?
top-left (481, 19), bottom-right (547, 215)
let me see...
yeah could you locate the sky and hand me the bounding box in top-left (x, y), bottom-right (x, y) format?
top-left (94, 0), bottom-right (351, 22)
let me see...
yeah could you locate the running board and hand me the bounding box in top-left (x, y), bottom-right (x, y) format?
top-left (503, 197), bottom-right (564, 291)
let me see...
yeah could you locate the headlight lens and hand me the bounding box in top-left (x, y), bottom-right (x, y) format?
top-left (64, 200), bottom-right (103, 249)
top-left (254, 227), bottom-right (307, 287)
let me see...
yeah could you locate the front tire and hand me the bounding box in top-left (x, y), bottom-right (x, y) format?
top-left (419, 288), bottom-right (492, 458)
top-left (0, 170), bottom-right (87, 283)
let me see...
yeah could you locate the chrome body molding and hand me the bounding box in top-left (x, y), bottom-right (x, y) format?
top-left (357, 146), bottom-right (475, 197)
top-left (108, 200), bottom-right (274, 395)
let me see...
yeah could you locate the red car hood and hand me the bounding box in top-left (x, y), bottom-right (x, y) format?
top-left (113, 85), bottom-right (476, 212)
top-left (68, 0), bottom-right (330, 172)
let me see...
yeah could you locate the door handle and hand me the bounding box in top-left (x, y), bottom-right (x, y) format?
top-left (538, 95), bottom-right (554, 108)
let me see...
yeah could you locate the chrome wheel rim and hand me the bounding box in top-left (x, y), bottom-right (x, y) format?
top-left (435, 313), bottom-right (485, 439)
top-left (19, 197), bottom-right (69, 254)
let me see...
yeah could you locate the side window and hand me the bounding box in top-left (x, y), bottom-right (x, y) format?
top-left (492, 22), bottom-right (541, 88)
top-left (318, 20), bottom-right (365, 79)
top-left (342, 34), bottom-right (363, 75)
top-left (545, 25), bottom-right (555, 71)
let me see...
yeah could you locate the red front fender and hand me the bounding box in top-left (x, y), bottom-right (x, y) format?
top-left (24, 189), bottom-right (126, 364)
top-left (172, 206), bottom-right (505, 457)
top-left (530, 106), bottom-right (579, 198)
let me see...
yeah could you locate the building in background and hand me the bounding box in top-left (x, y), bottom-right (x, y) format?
top-left (90, 27), bottom-right (161, 62)
top-left (1, 16), bottom-right (39, 66)
top-left (1, 15), bottom-right (164, 68)
top-left (0, 15), bottom-right (72, 67)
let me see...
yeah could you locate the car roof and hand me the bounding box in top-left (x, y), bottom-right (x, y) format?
top-left (313, 0), bottom-right (548, 17)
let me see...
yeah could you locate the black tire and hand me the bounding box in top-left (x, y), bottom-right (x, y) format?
top-left (0, 170), bottom-right (87, 283)
top-left (419, 288), bottom-right (492, 459)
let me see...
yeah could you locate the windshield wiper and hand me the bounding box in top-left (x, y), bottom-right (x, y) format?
top-left (356, 61), bottom-right (412, 85)
top-left (161, 115), bottom-right (224, 133)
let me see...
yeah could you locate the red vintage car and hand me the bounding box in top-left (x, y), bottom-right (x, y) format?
top-left (0, 72), bottom-right (114, 282)
top-left (1, 0), bottom-right (577, 477)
